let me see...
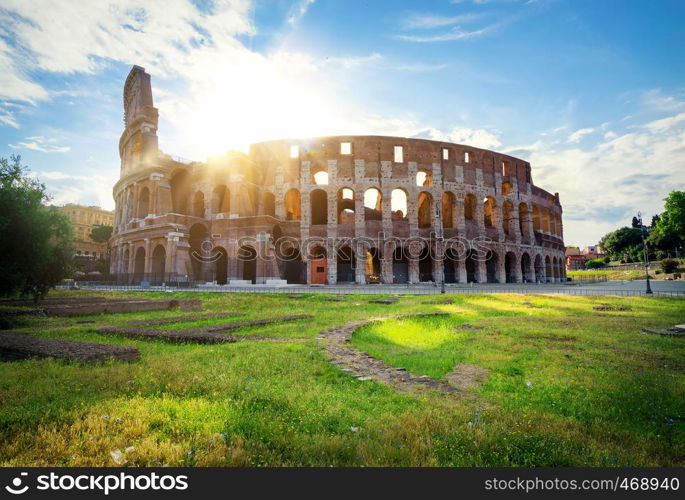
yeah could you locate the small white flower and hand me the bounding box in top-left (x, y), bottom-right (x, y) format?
top-left (350, 426), bottom-right (360, 432)
top-left (526, 381), bottom-right (533, 387)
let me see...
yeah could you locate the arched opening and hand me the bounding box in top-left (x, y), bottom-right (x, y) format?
top-left (416, 169), bottom-right (432, 187)
top-left (521, 252), bottom-right (533, 283)
top-left (486, 250), bottom-right (498, 283)
top-left (505, 251), bottom-right (518, 283)
top-left (212, 185), bottom-right (230, 213)
top-left (121, 249), bottom-right (129, 276)
top-left (465, 249), bottom-right (477, 283)
top-left (549, 213), bottom-right (556, 236)
top-left (518, 202), bottom-right (529, 237)
top-left (283, 246), bottom-right (304, 284)
top-left (418, 191), bottom-right (433, 229)
top-left (193, 191), bottom-right (205, 217)
top-left (337, 188), bottom-right (355, 224)
top-left (533, 206), bottom-right (540, 232)
top-left (312, 167), bottom-right (328, 185)
top-left (151, 244), bottom-right (166, 282)
top-left (534, 254), bottom-right (543, 283)
top-left (484, 197), bottom-right (496, 227)
top-left (213, 246), bottom-right (227, 285)
top-left (284, 189), bottom-right (301, 220)
top-left (545, 256), bottom-right (552, 282)
top-left (464, 193), bottom-right (476, 221)
top-left (133, 247), bottom-right (145, 281)
top-left (392, 247), bottom-right (408, 284)
top-left (364, 188), bottom-right (382, 221)
top-left (441, 191), bottom-right (455, 228)
top-left (137, 187), bottom-right (149, 219)
top-left (238, 245), bottom-right (257, 284)
top-left (541, 208), bottom-right (550, 233)
top-left (501, 181), bottom-right (513, 196)
top-left (552, 257), bottom-right (559, 280)
top-left (418, 245), bottom-right (433, 282)
top-left (310, 189), bottom-right (328, 225)
top-left (261, 191), bottom-right (275, 216)
top-left (337, 245), bottom-right (354, 283)
top-left (189, 223), bottom-right (210, 281)
top-left (444, 247), bottom-right (459, 283)
top-left (170, 169), bottom-right (191, 214)
top-left (310, 245), bottom-right (327, 285)
top-left (502, 200), bottom-right (514, 236)
top-left (365, 247), bottom-right (381, 281)
top-left (390, 188), bottom-right (408, 218)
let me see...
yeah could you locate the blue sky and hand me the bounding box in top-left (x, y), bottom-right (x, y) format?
top-left (1, 0), bottom-right (684, 247)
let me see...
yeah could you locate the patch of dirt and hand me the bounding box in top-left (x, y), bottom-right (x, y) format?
top-left (428, 298), bottom-right (454, 305)
top-left (454, 324), bottom-right (484, 331)
top-left (522, 301), bottom-right (541, 308)
top-left (444, 363), bottom-right (490, 391)
top-left (123, 312), bottom-right (240, 326)
top-left (642, 328), bottom-right (685, 337)
top-left (326, 296), bottom-right (346, 302)
top-left (593, 304), bottom-right (632, 311)
top-left (0, 332), bottom-right (140, 363)
top-left (523, 334), bottom-right (577, 342)
top-left (370, 298), bottom-right (398, 304)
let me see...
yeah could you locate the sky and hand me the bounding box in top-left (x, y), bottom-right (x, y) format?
top-left (0, 0), bottom-right (684, 247)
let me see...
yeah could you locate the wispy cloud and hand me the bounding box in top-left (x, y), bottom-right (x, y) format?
top-left (396, 25), bottom-right (494, 43)
top-left (9, 136), bottom-right (70, 153)
top-left (566, 127), bottom-right (595, 143)
top-left (287, 0), bottom-right (316, 25)
top-left (401, 13), bottom-right (483, 30)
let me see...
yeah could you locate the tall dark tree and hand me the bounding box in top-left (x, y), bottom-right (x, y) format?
top-left (631, 216), bottom-right (640, 229)
top-left (0, 156), bottom-right (74, 301)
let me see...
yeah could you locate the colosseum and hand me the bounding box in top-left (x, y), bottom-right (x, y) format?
top-left (110, 66), bottom-right (566, 286)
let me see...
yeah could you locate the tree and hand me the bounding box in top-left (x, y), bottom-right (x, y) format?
top-left (631, 216), bottom-right (640, 228)
top-left (585, 258), bottom-right (605, 269)
top-left (0, 156), bottom-right (74, 301)
top-left (652, 191), bottom-right (685, 249)
top-left (599, 226), bottom-right (643, 260)
top-left (90, 224), bottom-right (112, 243)
top-left (660, 258), bottom-right (679, 274)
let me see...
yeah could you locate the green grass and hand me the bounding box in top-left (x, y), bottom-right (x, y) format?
top-left (0, 290), bottom-right (684, 466)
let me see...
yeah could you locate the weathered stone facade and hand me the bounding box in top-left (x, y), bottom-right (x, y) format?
top-left (110, 66), bottom-right (566, 285)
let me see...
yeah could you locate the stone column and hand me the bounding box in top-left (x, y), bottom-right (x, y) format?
top-left (327, 239), bottom-right (337, 285)
top-left (457, 256), bottom-right (467, 284)
top-left (496, 254), bottom-right (506, 283)
top-left (408, 256), bottom-right (419, 284)
top-left (143, 238), bottom-right (152, 274)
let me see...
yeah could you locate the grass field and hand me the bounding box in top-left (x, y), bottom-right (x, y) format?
top-left (1, 290), bottom-right (684, 467)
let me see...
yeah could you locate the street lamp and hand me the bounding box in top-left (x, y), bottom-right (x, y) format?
top-left (435, 205), bottom-right (446, 294)
top-left (637, 212), bottom-right (653, 295)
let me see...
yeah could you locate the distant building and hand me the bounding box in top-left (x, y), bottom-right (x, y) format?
top-left (58, 204), bottom-right (114, 259)
top-left (565, 247), bottom-right (586, 270)
top-left (582, 245), bottom-right (604, 260)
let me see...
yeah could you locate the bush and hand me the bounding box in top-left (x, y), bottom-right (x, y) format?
top-left (585, 258), bottom-right (605, 269)
top-left (603, 256), bottom-right (610, 263)
top-left (660, 258), bottom-right (679, 274)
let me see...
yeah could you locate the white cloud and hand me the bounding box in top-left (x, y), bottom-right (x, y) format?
top-left (424, 126), bottom-right (502, 149)
top-left (396, 26), bottom-right (494, 43)
top-left (401, 13), bottom-right (483, 30)
top-left (287, 0), bottom-right (316, 25)
top-left (9, 136), bottom-right (70, 153)
top-left (566, 127), bottom-right (595, 143)
top-left (643, 112), bottom-right (685, 133)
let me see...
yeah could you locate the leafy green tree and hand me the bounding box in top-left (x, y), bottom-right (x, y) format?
top-left (0, 156), bottom-right (74, 301)
top-left (599, 226), bottom-right (643, 260)
top-left (90, 224), bottom-right (112, 243)
top-left (631, 216), bottom-right (640, 228)
top-left (652, 191), bottom-right (685, 249)
top-left (585, 258), bottom-right (605, 269)
top-left (660, 258), bottom-right (679, 274)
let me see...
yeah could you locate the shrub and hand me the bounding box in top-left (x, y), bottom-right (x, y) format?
top-left (584, 258), bottom-right (605, 269)
top-left (660, 258), bottom-right (679, 274)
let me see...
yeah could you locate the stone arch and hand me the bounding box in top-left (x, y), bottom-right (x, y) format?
top-left (464, 193), bottom-right (476, 221)
top-left (549, 213), bottom-right (556, 236)
top-left (418, 243), bottom-right (433, 282)
top-left (189, 223), bottom-right (210, 280)
top-left (364, 187), bottom-right (382, 221)
top-left (444, 247), bottom-right (459, 283)
top-left (337, 188), bottom-right (355, 224)
top-left (310, 189), bottom-right (328, 225)
top-left (213, 246), bottom-right (228, 285)
top-left (337, 244), bottom-right (354, 282)
top-left (541, 208), bottom-right (550, 233)
top-left (238, 245), bottom-right (257, 284)
top-left (417, 191), bottom-right (433, 229)
top-left (137, 187), bottom-right (150, 219)
top-left (416, 169), bottom-right (432, 187)
top-left (505, 251), bottom-right (518, 283)
top-left (534, 254), bottom-right (543, 283)
top-left (212, 185), bottom-right (230, 213)
top-left (311, 164), bottom-right (328, 185)
top-left (284, 188), bottom-right (301, 221)
top-left (485, 250), bottom-right (498, 283)
top-left (521, 252), bottom-right (534, 283)
top-left (533, 205), bottom-right (540, 232)
top-left (170, 169), bottom-right (191, 215)
top-left (552, 256), bottom-right (559, 280)
top-left (465, 248), bottom-right (478, 283)
top-left (484, 196), bottom-right (496, 227)
top-left (133, 246), bottom-right (145, 280)
top-left (261, 191), bottom-right (275, 216)
top-left (309, 244), bottom-right (327, 285)
top-left (365, 247), bottom-right (382, 279)
top-left (193, 190), bottom-right (205, 217)
top-left (441, 191), bottom-right (455, 228)
top-left (392, 246), bottom-right (409, 284)
top-left (391, 188), bottom-right (408, 218)
top-left (151, 244), bottom-right (166, 280)
top-left (282, 245), bottom-right (304, 284)
top-left (501, 181), bottom-right (513, 196)
top-left (545, 255), bottom-right (552, 282)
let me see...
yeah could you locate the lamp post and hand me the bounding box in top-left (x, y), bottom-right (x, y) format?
top-left (435, 205), bottom-right (446, 294)
top-left (637, 212), bottom-right (653, 295)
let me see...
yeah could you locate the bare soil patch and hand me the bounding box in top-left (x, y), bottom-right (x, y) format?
top-left (0, 332), bottom-right (140, 363)
top-left (445, 363), bottom-right (490, 391)
top-left (593, 304), bottom-right (632, 311)
top-left (454, 324), bottom-right (484, 331)
top-left (122, 312), bottom-right (240, 326)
